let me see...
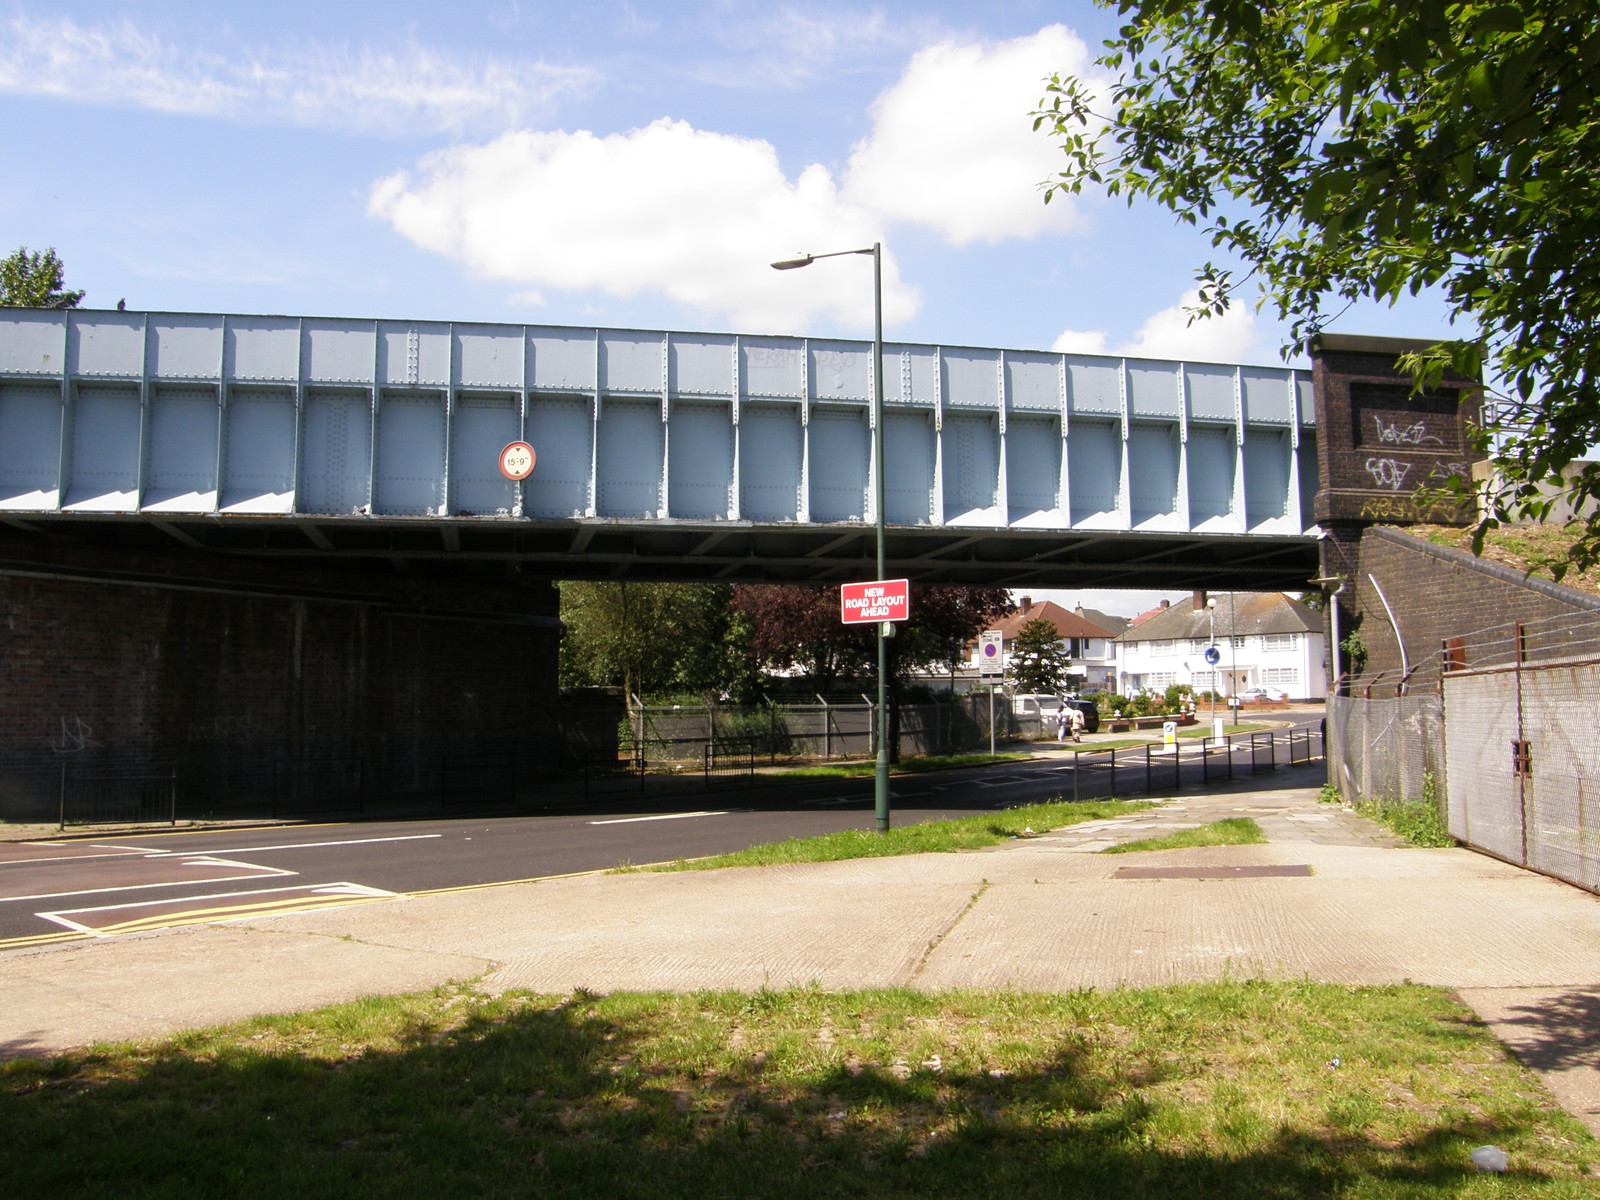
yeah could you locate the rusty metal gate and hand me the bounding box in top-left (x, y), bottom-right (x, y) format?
top-left (1443, 620), bottom-right (1600, 894)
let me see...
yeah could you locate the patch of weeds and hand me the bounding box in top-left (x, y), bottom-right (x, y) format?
top-left (1354, 773), bottom-right (1454, 847)
top-left (1103, 818), bottom-right (1267, 855)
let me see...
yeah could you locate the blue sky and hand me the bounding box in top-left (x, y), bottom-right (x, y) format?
top-left (1, 0), bottom-right (1457, 616)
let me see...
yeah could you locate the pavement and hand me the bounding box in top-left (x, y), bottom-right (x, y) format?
top-left (2, 767), bottom-right (1598, 1142)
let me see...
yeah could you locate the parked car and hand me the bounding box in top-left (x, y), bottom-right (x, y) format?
top-left (1236, 686), bottom-right (1287, 703)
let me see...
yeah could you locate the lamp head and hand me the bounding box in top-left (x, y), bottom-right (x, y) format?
top-left (770, 253), bottom-right (814, 270)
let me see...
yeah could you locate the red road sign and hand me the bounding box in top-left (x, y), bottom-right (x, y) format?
top-left (840, 579), bottom-right (910, 624)
top-left (498, 441), bottom-right (536, 481)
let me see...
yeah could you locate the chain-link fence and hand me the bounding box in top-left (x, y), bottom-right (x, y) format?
top-left (1326, 692), bottom-right (1447, 809)
top-left (618, 697), bottom-right (999, 768)
top-left (1332, 607), bottom-right (1600, 896)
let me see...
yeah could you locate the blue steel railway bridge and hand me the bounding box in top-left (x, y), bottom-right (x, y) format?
top-left (0, 311), bottom-right (1476, 822)
top-left (0, 309), bottom-right (1322, 590)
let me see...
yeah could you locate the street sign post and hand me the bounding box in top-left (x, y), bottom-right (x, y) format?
top-left (839, 579), bottom-right (910, 625)
top-left (978, 630), bottom-right (1003, 755)
top-left (978, 630), bottom-right (1003, 675)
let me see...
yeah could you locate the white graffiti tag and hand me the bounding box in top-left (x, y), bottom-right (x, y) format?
top-left (48, 715), bottom-right (102, 754)
top-left (1373, 415), bottom-right (1444, 446)
top-left (1365, 457), bottom-right (1413, 491)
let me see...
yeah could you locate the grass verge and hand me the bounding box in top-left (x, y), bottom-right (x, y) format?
top-left (649, 800), bottom-right (1152, 871)
top-left (1103, 817), bottom-right (1267, 855)
top-left (4, 981), bottom-right (1594, 1197)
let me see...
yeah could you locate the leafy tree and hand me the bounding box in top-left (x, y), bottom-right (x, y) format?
top-left (1010, 617), bottom-right (1071, 695)
top-left (732, 583), bottom-right (1010, 760)
top-left (558, 581), bottom-right (755, 701)
top-left (1, 246), bottom-right (84, 308)
top-left (1037, 2), bottom-right (1600, 570)
top-left (730, 584), bottom-right (871, 694)
top-left (732, 584), bottom-right (1011, 692)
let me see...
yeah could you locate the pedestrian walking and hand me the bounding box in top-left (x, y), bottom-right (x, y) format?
top-left (1068, 705), bottom-right (1085, 743)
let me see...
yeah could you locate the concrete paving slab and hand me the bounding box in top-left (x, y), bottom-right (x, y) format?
top-left (0, 924), bottom-right (487, 1058)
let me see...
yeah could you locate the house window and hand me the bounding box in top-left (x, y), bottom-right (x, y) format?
top-left (1262, 633), bottom-right (1297, 651)
top-left (1151, 639), bottom-right (1176, 657)
top-left (1263, 667), bottom-right (1299, 687)
top-left (1191, 670), bottom-right (1218, 690)
top-left (1145, 672), bottom-right (1176, 689)
top-left (1188, 638), bottom-right (1210, 653)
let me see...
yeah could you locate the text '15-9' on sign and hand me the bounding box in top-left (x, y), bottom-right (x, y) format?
top-left (840, 579), bottom-right (910, 625)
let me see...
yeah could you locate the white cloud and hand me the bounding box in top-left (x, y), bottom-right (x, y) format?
top-left (368, 119), bottom-right (919, 334)
top-left (0, 15), bottom-right (597, 136)
top-left (841, 25), bottom-right (1103, 246)
top-left (1053, 291), bottom-right (1267, 363)
top-left (688, 7), bottom-right (930, 89)
top-left (366, 23), bottom-right (1110, 330)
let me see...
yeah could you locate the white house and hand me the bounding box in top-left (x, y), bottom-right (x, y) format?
top-left (969, 596), bottom-right (1121, 691)
top-left (1117, 592), bottom-right (1327, 701)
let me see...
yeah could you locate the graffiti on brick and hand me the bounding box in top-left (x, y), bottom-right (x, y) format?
top-left (1364, 457), bottom-right (1413, 490)
top-left (48, 715), bottom-right (102, 754)
top-left (1372, 415), bottom-right (1445, 447)
top-left (1357, 495), bottom-right (1466, 522)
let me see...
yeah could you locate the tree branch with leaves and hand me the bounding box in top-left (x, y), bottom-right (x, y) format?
top-left (1037, 2), bottom-right (1600, 573)
top-left (1, 246), bottom-right (84, 309)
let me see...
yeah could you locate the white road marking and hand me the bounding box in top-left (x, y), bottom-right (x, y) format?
top-left (0, 859), bottom-right (295, 905)
top-left (38, 881), bottom-right (399, 933)
top-left (588, 811), bottom-right (733, 825)
top-left (146, 833), bottom-right (445, 855)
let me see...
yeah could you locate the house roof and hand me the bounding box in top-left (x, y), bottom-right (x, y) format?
top-left (1074, 605), bottom-right (1129, 637)
top-left (986, 599), bottom-right (1116, 641)
top-left (1118, 593), bottom-right (1321, 642)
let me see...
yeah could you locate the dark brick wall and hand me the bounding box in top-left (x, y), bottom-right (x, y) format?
top-left (1345, 526), bottom-right (1600, 681)
top-left (0, 534), bottom-right (563, 821)
top-left (1312, 335), bottom-right (1482, 527)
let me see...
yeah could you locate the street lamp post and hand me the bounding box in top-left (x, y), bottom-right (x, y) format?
top-left (772, 244), bottom-right (891, 833)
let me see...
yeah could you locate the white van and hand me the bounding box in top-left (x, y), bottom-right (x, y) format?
top-left (1010, 693), bottom-right (1064, 717)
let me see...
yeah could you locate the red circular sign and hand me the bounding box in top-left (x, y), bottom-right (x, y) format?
top-left (498, 441), bottom-right (536, 481)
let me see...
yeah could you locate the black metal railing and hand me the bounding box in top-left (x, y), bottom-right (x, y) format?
top-left (58, 765), bottom-right (178, 827)
top-left (1065, 724), bottom-right (1320, 803)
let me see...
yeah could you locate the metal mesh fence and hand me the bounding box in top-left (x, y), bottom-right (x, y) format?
top-left (1442, 670), bottom-right (1521, 863)
top-left (1336, 607), bottom-right (1600, 895)
top-left (623, 699), bottom-right (995, 766)
top-left (1444, 652), bottom-right (1600, 893)
top-left (1326, 692), bottom-right (1446, 809)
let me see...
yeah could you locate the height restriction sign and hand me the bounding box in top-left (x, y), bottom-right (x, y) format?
top-left (840, 579), bottom-right (910, 624)
top-left (498, 441), bottom-right (536, 481)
